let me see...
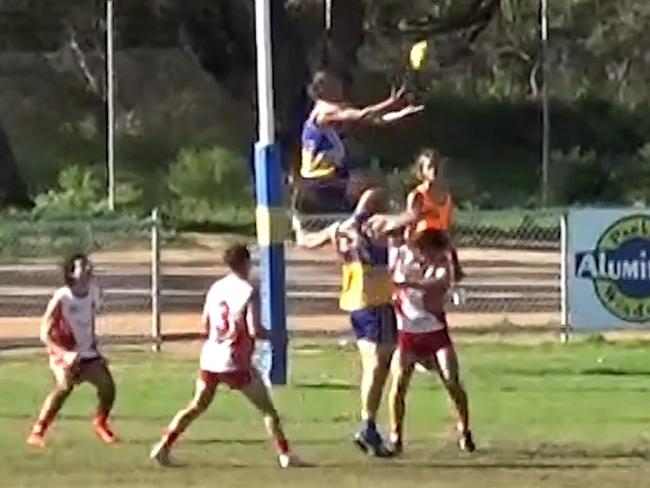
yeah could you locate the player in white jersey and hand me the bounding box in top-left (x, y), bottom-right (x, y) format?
top-left (150, 244), bottom-right (302, 468)
top-left (27, 254), bottom-right (117, 448)
top-left (387, 229), bottom-right (474, 455)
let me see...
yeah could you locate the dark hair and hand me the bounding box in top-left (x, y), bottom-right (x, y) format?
top-left (62, 253), bottom-right (90, 286)
top-left (347, 174), bottom-right (385, 207)
top-left (223, 244), bottom-right (251, 271)
top-left (307, 70), bottom-right (339, 101)
top-left (413, 229), bottom-right (449, 252)
top-left (415, 147), bottom-right (441, 179)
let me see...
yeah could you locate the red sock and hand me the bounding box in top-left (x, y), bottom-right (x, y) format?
top-left (34, 409), bottom-right (56, 434)
top-left (31, 419), bottom-right (48, 435)
top-left (274, 437), bottom-right (290, 455)
top-left (94, 409), bottom-right (109, 425)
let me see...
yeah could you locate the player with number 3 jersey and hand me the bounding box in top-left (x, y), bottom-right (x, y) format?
top-left (150, 244), bottom-right (303, 468)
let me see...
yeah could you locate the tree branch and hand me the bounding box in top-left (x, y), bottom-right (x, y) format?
top-left (395, 0), bottom-right (501, 38)
top-left (66, 24), bottom-right (105, 101)
top-left (529, 61), bottom-right (540, 98)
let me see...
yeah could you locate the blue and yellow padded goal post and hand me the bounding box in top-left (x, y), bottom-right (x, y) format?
top-left (254, 142), bottom-right (288, 385)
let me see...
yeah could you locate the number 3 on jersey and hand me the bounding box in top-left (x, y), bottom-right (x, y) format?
top-left (215, 301), bottom-right (231, 338)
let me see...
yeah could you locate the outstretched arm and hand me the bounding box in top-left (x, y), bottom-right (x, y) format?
top-left (316, 87), bottom-right (406, 126)
top-left (295, 221), bottom-right (341, 250)
top-left (366, 190), bottom-right (423, 234)
top-left (373, 104), bottom-right (425, 126)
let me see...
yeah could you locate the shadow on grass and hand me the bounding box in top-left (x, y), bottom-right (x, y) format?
top-left (371, 460), bottom-right (636, 470)
top-left (579, 367), bottom-right (650, 377)
top-left (190, 438), bottom-right (341, 447)
top-left (293, 382), bottom-right (356, 391)
top-left (496, 367), bottom-right (650, 378)
top-left (488, 444), bottom-right (649, 461)
top-left (168, 454), bottom-right (645, 470)
top-left (128, 437), bottom-right (345, 448)
top-left (494, 385), bottom-right (650, 393)
top-left (148, 459), bottom-right (636, 470)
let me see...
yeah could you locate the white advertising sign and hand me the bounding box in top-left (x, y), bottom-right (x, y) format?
top-left (567, 208), bottom-right (650, 330)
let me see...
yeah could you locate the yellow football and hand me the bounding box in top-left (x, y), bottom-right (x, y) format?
top-left (409, 40), bottom-right (428, 70)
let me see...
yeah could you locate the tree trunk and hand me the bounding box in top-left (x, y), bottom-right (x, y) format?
top-left (162, 0), bottom-right (366, 177)
top-left (0, 116), bottom-right (32, 209)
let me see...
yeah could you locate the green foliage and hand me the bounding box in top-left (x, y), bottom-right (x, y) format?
top-left (33, 166), bottom-right (143, 218)
top-left (0, 217), bottom-right (153, 261)
top-left (553, 148), bottom-right (616, 204)
top-left (615, 144), bottom-right (650, 205)
top-left (5, 0), bottom-right (650, 214)
top-left (165, 146), bottom-right (254, 226)
top-left (551, 143), bottom-right (650, 206)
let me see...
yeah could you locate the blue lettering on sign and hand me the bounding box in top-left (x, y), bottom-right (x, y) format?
top-left (575, 238), bottom-right (650, 298)
top-left (574, 215), bottom-right (650, 322)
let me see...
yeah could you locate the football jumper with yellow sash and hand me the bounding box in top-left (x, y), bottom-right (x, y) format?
top-left (300, 113), bottom-right (349, 179)
top-left (335, 215), bottom-right (397, 345)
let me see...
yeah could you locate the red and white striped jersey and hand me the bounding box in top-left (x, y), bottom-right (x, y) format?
top-left (200, 273), bottom-right (255, 373)
top-left (48, 285), bottom-right (102, 363)
top-left (391, 245), bottom-right (448, 334)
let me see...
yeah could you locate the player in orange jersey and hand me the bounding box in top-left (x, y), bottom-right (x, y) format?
top-left (150, 244), bottom-right (303, 468)
top-left (387, 229), bottom-right (475, 456)
top-left (407, 149), bottom-right (453, 232)
top-left (370, 148), bottom-right (464, 288)
top-left (27, 254), bottom-right (117, 448)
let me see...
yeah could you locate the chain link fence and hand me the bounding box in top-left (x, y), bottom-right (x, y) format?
top-left (291, 208), bottom-right (562, 328)
top-left (0, 216), bottom-right (159, 350)
top-left (0, 208), bottom-right (563, 353)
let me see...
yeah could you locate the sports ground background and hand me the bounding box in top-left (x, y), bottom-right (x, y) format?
top-left (0, 236), bottom-right (563, 348)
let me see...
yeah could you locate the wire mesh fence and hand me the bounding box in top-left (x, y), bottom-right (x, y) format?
top-left (291, 208), bottom-right (562, 322)
top-left (0, 207), bottom-right (563, 353)
top-left (0, 216), bottom-right (157, 350)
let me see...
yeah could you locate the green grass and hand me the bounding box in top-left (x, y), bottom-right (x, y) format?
top-left (2, 341), bottom-right (650, 487)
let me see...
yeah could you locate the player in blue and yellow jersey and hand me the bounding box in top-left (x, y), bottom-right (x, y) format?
top-left (296, 187), bottom-right (397, 457)
top-left (298, 71), bottom-right (423, 213)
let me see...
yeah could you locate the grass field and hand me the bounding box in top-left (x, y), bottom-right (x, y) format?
top-left (2, 340), bottom-right (650, 487)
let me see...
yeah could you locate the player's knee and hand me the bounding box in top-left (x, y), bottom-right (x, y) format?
top-left (392, 374), bottom-right (409, 396)
top-left (377, 345), bottom-right (395, 367)
top-left (442, 375), bottom-right (462, 393)
top-left (53, 383), bottom-right (73, 399)
top-left (263, 410), bottom-right (281, 427)
top-left (367, 355), bottom-right (388, 377)
top-left (192, 398), bottom-right (210, 414)
top-left (196, 390), bottom-right (216, 412)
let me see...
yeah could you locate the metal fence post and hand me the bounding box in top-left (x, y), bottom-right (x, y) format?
top-left (151, 208), bottom-right (161, 351)
top-left (540, 0), bottom-right (550, 206)
top-left (559, 211), bottom-right (570, 343)
top-left (106, 0), bottom-right (116, 211)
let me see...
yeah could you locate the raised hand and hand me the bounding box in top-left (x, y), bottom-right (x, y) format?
top-left (388, 84), bottom-right (407, 106)
top-left (381, 104), bottom-right (425, 123)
